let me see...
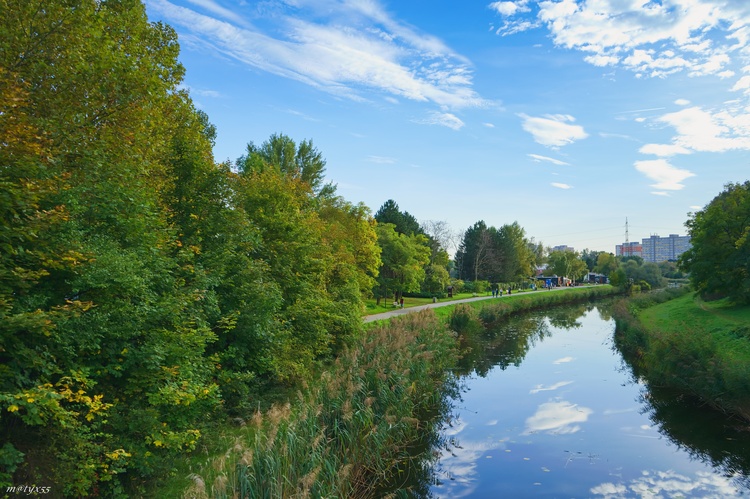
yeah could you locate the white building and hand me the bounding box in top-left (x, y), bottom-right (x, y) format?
top-left (641, 234), bottom-right (691, 262)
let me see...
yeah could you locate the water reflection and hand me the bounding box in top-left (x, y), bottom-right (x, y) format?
top-left (618, 352), bottom-right (750, 491)
top-left (424, 302), bottom-right (750, 498)
top-left (523, 400), bottom-right (593, 435)
top-left (590, 469), bottom-right (740, 498)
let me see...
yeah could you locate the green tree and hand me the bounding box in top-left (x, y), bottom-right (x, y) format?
top-left (374, 224), bottom-right (431, 304)
top-left (595, 252), bottom-right (618, 276)
top-left (237, 133), bottom-right (335, 197)
top-left (546, 250), bottom-right (588, 282)
top-left (680, 181), bottom-right (750, 303)
top-left (374, 200), bottom-right (422, 236)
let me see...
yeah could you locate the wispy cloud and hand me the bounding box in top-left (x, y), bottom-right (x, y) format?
top-left (150, 0), bottom-right (486, 111)
top-left (553, 356), bottom-right (574, 365)
top-left (528, 153), bottom-right (570, 166)
top-left (530, 381), bottom-right (573, 394)
top-left (367, 155), bottom-right (397, 164)
top-left (634, 159), bottom-right (695, 191)
top-left (413, 111), bottom-right (465, 130)
top-left (551, 182), bottom-right (572, 190)
top-left (519, 113), bottom-right (588, 147)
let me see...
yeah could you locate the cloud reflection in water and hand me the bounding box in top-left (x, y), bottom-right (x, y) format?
top-left (524, 400), bottom-right (593, 435)
top-left (591, 469), bottom-right (741, 498)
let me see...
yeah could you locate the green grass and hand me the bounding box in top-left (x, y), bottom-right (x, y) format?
top-left (615, 290), bottom-right (750, 421)
top-left (639, 294), bottom-right (750, 334)
top-left (364, 292), bottom-right (482, 314)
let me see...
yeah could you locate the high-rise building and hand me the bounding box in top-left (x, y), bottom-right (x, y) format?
top-left (641, 234), bottom-right (691, 262)
top-left (615, 242), bottom-right (642, 257)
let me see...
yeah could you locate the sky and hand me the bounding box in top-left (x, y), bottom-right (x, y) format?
top-left (145, 0), bottom-right (750, 254)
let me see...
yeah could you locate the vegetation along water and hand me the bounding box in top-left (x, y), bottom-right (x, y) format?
top-left (2, 0), bottom-right (749, 496)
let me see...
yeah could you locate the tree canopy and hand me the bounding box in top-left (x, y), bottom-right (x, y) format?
top-left (680, 181), bottom-right (750, 304)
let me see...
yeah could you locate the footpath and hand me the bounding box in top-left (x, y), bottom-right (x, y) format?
top-left (363, 286), bottom-right (588, 323)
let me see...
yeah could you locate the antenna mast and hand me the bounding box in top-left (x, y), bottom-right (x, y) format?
top-left (625, 217), bottom-right (631, 256)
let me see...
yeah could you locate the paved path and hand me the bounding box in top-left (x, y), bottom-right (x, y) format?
top-left (364, 293), bottom-right (506, 323)
top-left (363, 286), bottom-right (588, 323)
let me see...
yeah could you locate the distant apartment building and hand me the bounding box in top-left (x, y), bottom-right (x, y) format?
top-left (552, 245), bottom-right (575, 253)
top-left (641, 234), bottom-right (691, 262)
top-left (615, 242), bottom-right (642, 258)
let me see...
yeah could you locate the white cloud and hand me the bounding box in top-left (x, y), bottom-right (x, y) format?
top-left (591, 470), bottom-right (741, 498)
top-left (519, 113), bottom-right (588, 147)
top-left (674, 98), bottom-right (691, 106)
top-left (483, 122), bottom-right (495, 128)
top-left (489, 0), bottom-right (530, 17)
top-left (523, 400), bottom-right (592, 435)
top-left (494, 0), bottom-right (750, 78)
top-left (638, 143), bottom-right (691, 157)
top-left (528, 153), bottom-right (570, 166)
top-left (651, 191), bottom-right (670, 196)
top-left (530, 381), bottom-right (573, 394)
top-left (553, 356), bottom-right (574, 364)
top-left (150, 0), bottom-right (486, 109)
top-left (551, 182), bottom-right (573, 189)
top-left (658, 106), bottom-right (750, 153)
top-left (413, 111), bottom-right (465, 130)
top-left (634, 159), bottom-right (695, 190)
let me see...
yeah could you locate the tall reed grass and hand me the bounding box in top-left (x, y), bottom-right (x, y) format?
top-left (183, 310), bottom-right (458, 498)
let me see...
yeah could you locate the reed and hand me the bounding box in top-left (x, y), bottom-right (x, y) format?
top-left (184, 310), bottom-right (458, 498)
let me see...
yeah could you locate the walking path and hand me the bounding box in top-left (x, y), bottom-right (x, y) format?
top-left (363, 286), bottom-right (587, 323)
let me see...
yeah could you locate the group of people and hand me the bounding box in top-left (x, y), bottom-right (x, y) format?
top-left (491, 287), bottom-right (510, 298)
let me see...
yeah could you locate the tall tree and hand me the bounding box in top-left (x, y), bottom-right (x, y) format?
top-left (680, 181), bottom-right (750, 303)
top-left (374, 224), bottom-right (431, 304)
top-left (374, 200), bottom-right (422, 236)
top-left (237, 133), bottom-right (335, 197)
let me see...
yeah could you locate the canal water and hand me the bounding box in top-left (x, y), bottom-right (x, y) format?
top-left (426, 302), bottom-right (750, 498)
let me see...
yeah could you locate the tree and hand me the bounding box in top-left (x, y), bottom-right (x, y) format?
top-left (546, 250), bottom-right (588, 282)
top-left (374, 200), bottom-right (422, 236)
top-left (374, 224), bottom-right (431, 304)
top-left (595, 252), bottom-right (618, 276)
top-left (680, 181), bottom-right (750, 303)
top-left (237, 133), bottom-right (336, 197)
top-left (494, 222), bottom-right (535, 283)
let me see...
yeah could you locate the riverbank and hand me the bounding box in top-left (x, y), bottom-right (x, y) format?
top-left (366, 285), bottom-right (619, 324)
top-left (167, 312), bottom-right (458, 498)
top-left (613, 288), bottom-right (750, 421)
top-left (159, 286), bottom-right (620, 497)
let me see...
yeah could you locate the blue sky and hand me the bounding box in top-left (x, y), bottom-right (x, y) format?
top-left (146, 0), bottom-right (750, 253)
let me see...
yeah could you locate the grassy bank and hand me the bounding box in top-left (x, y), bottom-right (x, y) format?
top-left (435, 285), bottom-right (619, 325)
top-left (613, 288), bottom-right (750, 420)
top-left (173, 311), bottom-right (457, 498)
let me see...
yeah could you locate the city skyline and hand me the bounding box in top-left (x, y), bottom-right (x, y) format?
top-left (146, 0), bottom-right (750, 252)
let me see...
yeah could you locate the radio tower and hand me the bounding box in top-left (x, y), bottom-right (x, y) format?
top-left (624, 217), bottom-right (631, 256)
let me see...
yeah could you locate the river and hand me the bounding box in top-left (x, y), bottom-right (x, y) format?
top-left (418, 302), bottom-right (750, 498)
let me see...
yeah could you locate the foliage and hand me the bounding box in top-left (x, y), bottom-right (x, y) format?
top-left (181, 311), bottom-right (458, 498)
top-left (545, 250), bottom-right (588, 281)
top-left (374, 199), bottom-right (422, 236)
top-left (613, 290), bottom-right (750, 420)
top-left (374, 224), bottom-right (431, 304)
top-left (455, 220), bottom-right (536, 283)
top-left (595, 252), bottom-right (618, 276)
top-left (680, 181), bottom-right (750, 304)
top-left (0, 1), bottom-right (381, 493)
